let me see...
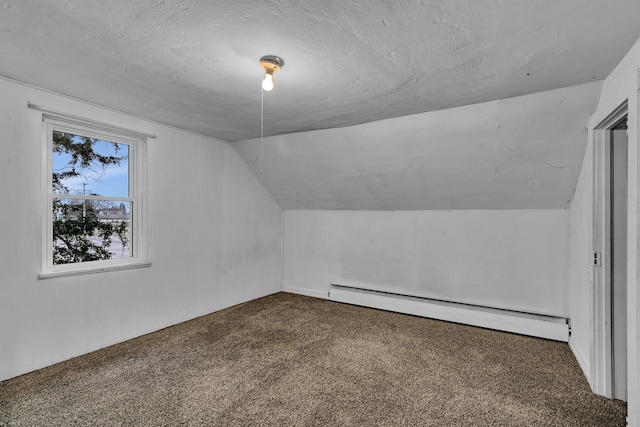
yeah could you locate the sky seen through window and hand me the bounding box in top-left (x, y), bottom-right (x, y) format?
top-left (52, 135), bottom-right (129, 198)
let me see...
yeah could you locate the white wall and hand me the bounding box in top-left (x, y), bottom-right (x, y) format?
top-left (0, 77), bottom-right (282, 382)
top-left (568, 37), bottom-right (640, 426)
top-left (222, 147), bottom-right (283, 307)
top-left (284, 209), bottom-right (569, 317)
top-left (567, 140), bottom-right (594, 378)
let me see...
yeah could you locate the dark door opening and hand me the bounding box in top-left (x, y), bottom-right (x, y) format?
top-left (610, 117), bottom-right (628, 401)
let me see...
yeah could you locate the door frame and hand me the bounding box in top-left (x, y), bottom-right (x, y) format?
top-left (591, 100), bottom-right (628, 398)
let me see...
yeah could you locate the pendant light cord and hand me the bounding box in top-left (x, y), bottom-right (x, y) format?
top-left (260, 88), bottom-right (264, 183)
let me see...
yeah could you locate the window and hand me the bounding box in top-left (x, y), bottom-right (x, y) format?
top-left (41, 115), bottom-right (148, 278)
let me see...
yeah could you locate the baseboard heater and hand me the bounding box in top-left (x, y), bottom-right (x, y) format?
top-left (328, 284), bottom-right (569, 342)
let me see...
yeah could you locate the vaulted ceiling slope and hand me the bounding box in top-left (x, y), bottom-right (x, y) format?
top-left (0, 1), bottom-right (639, 142)
top-left (234, 82), bottom-right (602, 210)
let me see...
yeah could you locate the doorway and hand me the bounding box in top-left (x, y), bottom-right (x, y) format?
top-left (593, 102), bottom-right (628, 401)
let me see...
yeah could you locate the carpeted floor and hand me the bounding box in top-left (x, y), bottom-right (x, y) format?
top-left (0, 292), bottom-right (627, 426)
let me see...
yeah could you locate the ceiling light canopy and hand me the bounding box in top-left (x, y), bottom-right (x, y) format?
top-left (259, 55), bottom-right (284, 92)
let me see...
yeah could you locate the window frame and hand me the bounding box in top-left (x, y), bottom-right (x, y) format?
top-left (40, 114), bottom-right (149, 278)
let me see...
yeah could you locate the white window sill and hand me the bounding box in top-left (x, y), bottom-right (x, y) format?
top-left (39, 261), bottom-right (152, 280)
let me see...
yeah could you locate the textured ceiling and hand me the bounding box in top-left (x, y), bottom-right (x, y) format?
top-left (0, 0), bottom-right (639, 142)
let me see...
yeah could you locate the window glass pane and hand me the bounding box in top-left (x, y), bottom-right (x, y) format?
top-left (52, 131), bottom-right (129, 197)
top-left (52, 198), bottom-right (131, 265)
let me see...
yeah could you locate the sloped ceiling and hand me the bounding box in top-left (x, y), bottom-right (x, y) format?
top-left (234, 82), bottom-right (602, 210)
top-left (0, 1), bottom-right (639, 209)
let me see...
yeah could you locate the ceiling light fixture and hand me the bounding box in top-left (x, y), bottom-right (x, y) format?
top-left (259, 55), bottom-right (284, 184)
top-left (259, 55), bottom-right (284, 92)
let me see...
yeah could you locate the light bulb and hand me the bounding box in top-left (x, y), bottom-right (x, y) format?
top-left (261, 73), bottom-right (274, 91)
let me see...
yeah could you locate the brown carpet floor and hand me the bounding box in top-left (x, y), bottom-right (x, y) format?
top-left (0, 292), bottom-right (627, 426)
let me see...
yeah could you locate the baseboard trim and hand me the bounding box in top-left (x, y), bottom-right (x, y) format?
top-left (328, 284), bottom-right (569, 342)
top-left (281, 286), bottom-right (329, 300)
top-left (569, 338), bottom-right (592, 384)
